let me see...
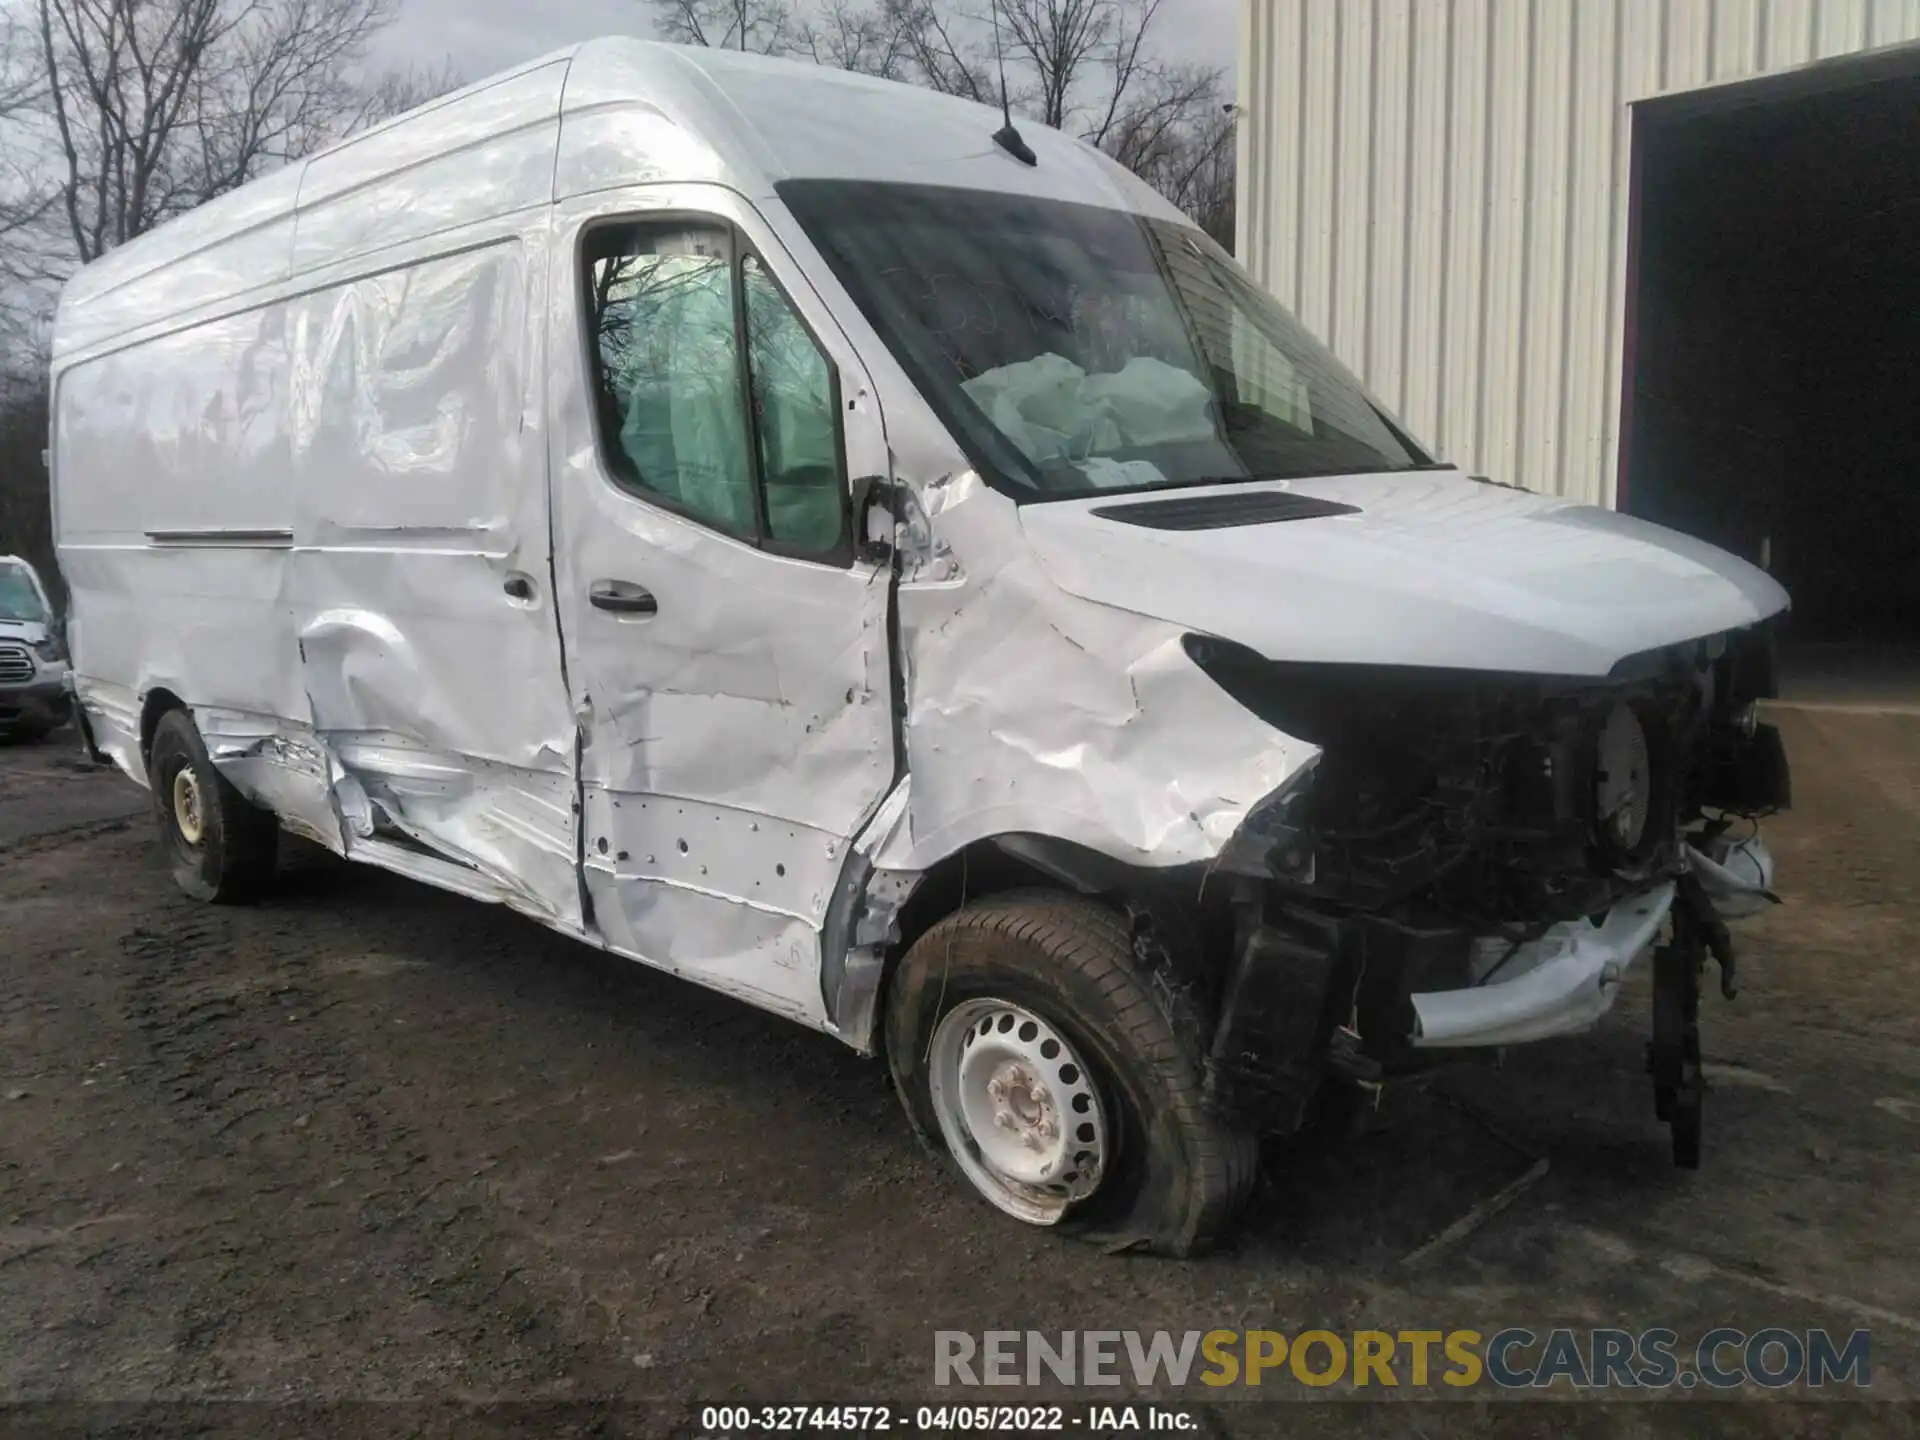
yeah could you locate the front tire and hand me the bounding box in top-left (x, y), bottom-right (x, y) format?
top-left (884, 891), bottom-right (1257, 1256)
top-left (147, 708), bottom-right (278, 903)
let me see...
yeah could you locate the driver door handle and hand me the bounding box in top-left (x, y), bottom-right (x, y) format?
top-left (589, 578), bottom-right (658, 616)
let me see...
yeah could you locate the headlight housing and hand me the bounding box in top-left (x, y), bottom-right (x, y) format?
top-left (1594, 702), bottom-right (1652, 850)
top-left (1588, 699), bottom-right (1675, 868)
top-left (33, 636), bottom-right (65, 664)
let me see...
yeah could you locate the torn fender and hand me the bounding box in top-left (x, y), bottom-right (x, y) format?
top-left (869, 478), bottom-right (1317, 875)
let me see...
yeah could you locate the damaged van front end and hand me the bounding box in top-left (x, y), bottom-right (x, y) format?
top-left (846, 465), bottom-right (1791, 1199)
top-left (1183, 618), bottom-right (1788, 1162)
top-left (784, 173), bottom-right (1791, 1244)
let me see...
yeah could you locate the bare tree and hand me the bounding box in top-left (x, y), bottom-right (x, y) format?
top-left (645, 0), bottom-right (1234, 245)
top-left (796, 0), bottom-right (909, 78)
top-left (884, 0), bottom-right (992, 102)
top-left (0, 7), bottom-right (41, 113)
top-left (1169, 104), bottom-right (1234, 250)
top-left (0, 10), bottom-right (53, 245)
top-left (652, 0), bottom-right (794, 54)
top-left (0, 0), bottom-right (457, 340)
top-left (27, 0), bottom-right (438, 268)
top-left (0, 0), bottom-right (457, 577)
top-left (994, 0), bottom-right (1115, 130)
top-left (352, 56), bottom-right (463, 126)
top-left (1101, 62), bottom-right (1233, 246)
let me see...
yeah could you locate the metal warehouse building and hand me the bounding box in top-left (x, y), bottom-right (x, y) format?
top-left (1236, 0), bottom-right (1920, 647)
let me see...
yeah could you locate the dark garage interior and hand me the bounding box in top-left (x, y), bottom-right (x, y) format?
top-left (1623, 56), bottom-right (1920, 676)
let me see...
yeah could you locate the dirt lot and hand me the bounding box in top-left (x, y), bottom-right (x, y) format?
top-left (2, 709), bottom-right (1919, 1437)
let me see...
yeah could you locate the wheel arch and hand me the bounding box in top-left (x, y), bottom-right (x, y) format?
top-left (828, 830), bottom-right (1219, 1059)
top-left (138, 685), bottom-right (189, 767)
top-left (894, 833), bottom-right (1136, 958)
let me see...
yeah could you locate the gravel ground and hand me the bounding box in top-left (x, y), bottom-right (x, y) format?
top-left (2, 711), bottom-right (1917, 1438)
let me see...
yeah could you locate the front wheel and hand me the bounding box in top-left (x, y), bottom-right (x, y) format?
top-left (884, 891), bottom-right (1257, 1256)
top-left (147, 708), bottom-right (278, 903)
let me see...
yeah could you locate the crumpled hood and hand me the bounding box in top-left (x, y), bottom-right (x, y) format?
top-left (0, 618), bottom-right (50, 646)
top-left (1017, 471), bottom-right (1789, 677)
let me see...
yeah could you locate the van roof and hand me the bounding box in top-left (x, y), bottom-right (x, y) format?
top-left (52, 36), bottom-right (1178, 363)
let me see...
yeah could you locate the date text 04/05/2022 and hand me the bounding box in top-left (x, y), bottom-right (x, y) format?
top-left (695, 1404), bottom-right (1198, 1433)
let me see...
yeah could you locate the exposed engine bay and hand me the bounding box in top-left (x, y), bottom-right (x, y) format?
top-left (1163, 618), bottom-right (1791, 1165)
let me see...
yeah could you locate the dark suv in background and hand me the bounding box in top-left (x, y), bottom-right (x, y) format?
top-left (0, 555), bottom-right (70, 742)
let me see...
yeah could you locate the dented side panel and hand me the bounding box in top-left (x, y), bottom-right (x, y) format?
top-left (195, 709), bottom-right (345, 852)
top-left (58, 220), bottom-right (582, 931)
top-left (284, 235), bottom-right (580, 925)
top-left (68, 676), bottom-right (144, 788)
top-left (548, 185), bottom-right (897, 1024)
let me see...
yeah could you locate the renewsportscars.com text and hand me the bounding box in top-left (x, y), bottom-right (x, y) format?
top-left (933, 1327), bottom-right (1872, 1392)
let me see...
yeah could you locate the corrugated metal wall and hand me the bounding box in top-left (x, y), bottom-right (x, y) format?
top-left (1236, 0), bottom-right (1920, 505)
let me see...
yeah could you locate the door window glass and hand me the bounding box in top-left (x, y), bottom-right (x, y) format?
top-left (743, 255), bottom-right (841, 552)
top-left (584, 222), bottom-right (847, 558)
top-left (587, 223), bottom-right (756, 538)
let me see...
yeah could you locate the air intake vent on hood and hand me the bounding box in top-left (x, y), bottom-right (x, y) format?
top-left (1089, 490), bottom-right (1361, 531)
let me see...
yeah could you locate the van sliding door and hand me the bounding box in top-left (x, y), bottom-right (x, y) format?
top-left (286, 239), bottom-right (583, 928)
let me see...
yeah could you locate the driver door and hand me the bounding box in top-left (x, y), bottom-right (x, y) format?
top-left (547, 186), bottom-right (896, 1026)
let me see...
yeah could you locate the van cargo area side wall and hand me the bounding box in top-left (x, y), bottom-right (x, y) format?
top-left (56, 231), bottom-right (582, 930)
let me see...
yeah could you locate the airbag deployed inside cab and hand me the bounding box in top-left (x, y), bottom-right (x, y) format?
top-left (959, 353), bottom-right (1214, 469)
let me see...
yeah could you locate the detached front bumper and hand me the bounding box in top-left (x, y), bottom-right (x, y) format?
top-left (1409, 886), bottom-right (1673, 1048)
top-left (1407, 836), bottom-right (1776, 1050)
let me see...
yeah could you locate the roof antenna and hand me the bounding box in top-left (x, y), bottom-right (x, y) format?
top-left (988, 0), bottom-right (1037, 166)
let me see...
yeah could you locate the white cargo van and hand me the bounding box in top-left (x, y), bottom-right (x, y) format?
top-left (51, 38), bottom-right (1791, 1253)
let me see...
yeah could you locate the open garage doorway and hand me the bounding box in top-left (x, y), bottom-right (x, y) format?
top-left (1622, 50), bottom-right (1920, 708)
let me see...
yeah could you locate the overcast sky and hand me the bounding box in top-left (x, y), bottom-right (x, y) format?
top-left (371, 0), bottom-right (1240, 95)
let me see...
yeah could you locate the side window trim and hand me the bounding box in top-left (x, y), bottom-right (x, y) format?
top-left (730, 239), bottom-right (775, 547)
top-left (576, 212), bottom-right (854, 568)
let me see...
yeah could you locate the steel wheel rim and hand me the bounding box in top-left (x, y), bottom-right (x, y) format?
top-left (171, 767), bottom-right (205, 847)
top-left (927, 997), bottom-right (1108, 1225)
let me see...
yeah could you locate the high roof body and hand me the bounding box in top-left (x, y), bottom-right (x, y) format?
top-left (52, 37), bottom-right (1179, 363)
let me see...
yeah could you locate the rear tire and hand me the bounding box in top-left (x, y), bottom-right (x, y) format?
top-left (884, 890), bottom-right (1257, 1256)
top-left (147, 708), bottom-right (278, 903)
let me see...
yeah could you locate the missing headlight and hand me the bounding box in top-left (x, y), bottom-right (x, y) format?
top-left (1589, 700), bottom-right (1676, 869)
top-left (1594, 702), bottom-right (1651, 850)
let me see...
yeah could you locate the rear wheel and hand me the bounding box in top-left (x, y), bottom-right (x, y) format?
top-left (147, 708), bottom-right (278, 903)
top-left (884, 890), bottom-right (1257, 1256)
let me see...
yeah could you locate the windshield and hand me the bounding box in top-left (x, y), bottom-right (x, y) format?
top-left (778, 181), bottom-right (1431, 501)
top-left (0, 564), bottom-right (46, 623)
